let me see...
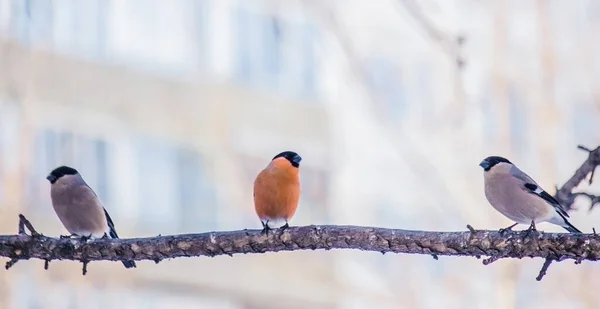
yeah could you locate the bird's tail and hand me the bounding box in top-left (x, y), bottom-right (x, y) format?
top-left (108, 228), bottom-right (137, 268)
top-left (556, 214), bottom-right (582, 233)
top-left (103, 208), bottom-right (136, 268)
top-left (561, 220), bottom-right (582, 233)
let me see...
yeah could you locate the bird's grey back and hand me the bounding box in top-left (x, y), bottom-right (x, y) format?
top-left (508, 164), bottom-right (538, 186)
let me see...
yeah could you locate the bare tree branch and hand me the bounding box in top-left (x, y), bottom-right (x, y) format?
top-left (1, 219), bottom-right (600, 268)
top-left (395, 0), bottom-right (465, 68)
top-left (555, 145), bottom-right (600, 211)
top-left (2, 215), bottom-right (600, 278)
top-left (2, 145), bottom-right (600, 279)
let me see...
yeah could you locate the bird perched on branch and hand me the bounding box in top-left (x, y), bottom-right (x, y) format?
top-left (253, 151), bottom-right (302, 234)
top-left (479, 156), bottom-right (582, 234)
top-left (46, 165), bottom-right (136, 268)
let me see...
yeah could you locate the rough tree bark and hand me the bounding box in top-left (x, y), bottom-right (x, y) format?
top-left (2, 145), bottom-right (600, 280)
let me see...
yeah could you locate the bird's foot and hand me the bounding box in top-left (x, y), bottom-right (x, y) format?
top-left (261, 221), bottom-right (272, 236)
top-left (278, 222), bottom-right (289, 233)
top-left (101, 233), bottom-right (109, 240)
top-left (79, 235), bottom-right (92, 242)
top-left (523, 221), bottom-right (538, 238)
top-left (499, 222), bottom-right (519, 235)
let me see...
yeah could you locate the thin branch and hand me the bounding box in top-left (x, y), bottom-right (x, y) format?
top-left (395, 0), bottom-right (465, 68)
top-left (571, 192), bottom-right (600, 212)
top-left (536, 258), bottom-right (554, 281)
top-left (18, 214), bottom-right (40, 236)
top-left (555, 145), bottom-right (600, 211)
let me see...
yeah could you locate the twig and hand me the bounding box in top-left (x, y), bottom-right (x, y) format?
top-left (536, 258), bottom-right (554, 281)
top-left (395, 0), bottom-right (464, 67)
top-left (5, 258), bottom-right (18, 270)
top-left (578, 145), bottom-right (593, 152)
top-left (17, 216), bottom-right (25, 235)
top-left (570, 192), bottom-right (600, 212)
top-left (483, 256), bottom-right (500, 265)
top-left (18, 214), bottom-right (40, 237)
top-left (577, 145), bottom-right (598, 184)
top-left (82, 261), bottom-right (88, 276)
top-left (555, 145), bottom-right (600, 211)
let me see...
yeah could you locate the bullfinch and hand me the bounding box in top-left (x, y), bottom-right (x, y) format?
top-left (479, 156), bottom-right (581, 233)
top-left (253, 151), bottom-right (302, 234)
top-left (46, 165), bottom-right (136, 268)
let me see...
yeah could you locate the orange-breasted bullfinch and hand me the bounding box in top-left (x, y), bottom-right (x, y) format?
top-left (479, 156), bottom-right (581, 234)
top-left (253, 151), bottom-right (302, 234)
top-left (46, 165), bottom-right (136, 268)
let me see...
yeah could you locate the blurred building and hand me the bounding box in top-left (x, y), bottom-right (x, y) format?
top-left (1, 1), bottom-right (600, 309)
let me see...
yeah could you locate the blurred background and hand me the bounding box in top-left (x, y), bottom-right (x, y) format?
top-left (0, 0), bottom-right (600, 308)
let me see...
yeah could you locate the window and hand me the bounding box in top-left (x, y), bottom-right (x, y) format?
top-left (9, 0), bottom-right (54, 46)
top-left (298, 23), bottom-right (317, 98)
top-left (175, 147), bottom-right (218, 232)
top-left (52, 0), bottom-right (107, 59)
top-left (365, 58), bottom-right (407, 121)
top-left (232, 7), bottom-right (319, 99)
top-left (0, 1), bottom-right (11, 35)
top-left (262, 16), bottom-right (282, 86)
top-left (284, 21), bottom-right (318, 99)
top-left (136, 136), bottom-right (178, 232)
top-left (107, 0), bottom-right (202, 75)
top-left (192, 0), bottom-right (209, 72)
top-left (233, 7), bottom-right (258, 83)
top-left (94, 139), bottom-right (109, 202)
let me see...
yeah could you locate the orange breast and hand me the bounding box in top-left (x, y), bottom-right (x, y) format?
top-left (253, 162), bottom-right (300, 221)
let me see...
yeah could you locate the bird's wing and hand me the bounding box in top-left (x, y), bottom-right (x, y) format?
top-left (510, 166), bottom-right (570, 218)
top-left (80, 181), bottom-right (120, 239)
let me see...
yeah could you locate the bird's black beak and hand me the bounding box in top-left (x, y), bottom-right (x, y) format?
top-left (479, 160), bottom-right (490, 170)
top-left (46, 174), bottom-right (57, 183)
top-left (292, 154), bottom-right (302, 165)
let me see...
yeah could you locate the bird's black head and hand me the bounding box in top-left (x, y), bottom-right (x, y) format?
top-left (46, 166), bottom-right (79, 184)
top-left (272, 151), bottom-right (302, 168)
top-left (479, 156), bottom-right (512, 171)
